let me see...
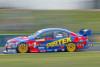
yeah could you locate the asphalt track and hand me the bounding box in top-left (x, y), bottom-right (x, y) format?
top-left (0, 45), bottom-right (100, 54)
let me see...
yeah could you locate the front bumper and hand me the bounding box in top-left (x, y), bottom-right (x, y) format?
top-left (3, 48), bottom-right (17, 54)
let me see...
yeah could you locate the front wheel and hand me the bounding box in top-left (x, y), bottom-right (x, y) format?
top-left (66, 43), bottom-right (76, 52)
top-left (17, 43), bottom-right (29, 53)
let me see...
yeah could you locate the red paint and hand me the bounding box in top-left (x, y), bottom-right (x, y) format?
top-left (10, 40), bottom-right (19, 43)
top-left (77, 45), bottom-right (84, 49)
top-left (37, 38), bottom-right (54, 43)
top-left (26, 41), bottom-right (40, 48)
top-left (73, 36), bottom-right (88, 49)
top-left (80, 36), bottom-right (87, 45)
top-left (29, 48), bottom-right (39, 52)
top-left (73, 37), bottom-right (79, 43)
top-left (38, 41), bottom-right (45, 42)
top-left (26, 41), bottom-right (35, 48)
top-left (73, 36), bottom-right (87, 44)
top-left (58, 46), bottom-right (64, 49)
top-left (69, 33), bottom-right (77, 36)
top-left (47, 38), bottom-right (54, 40)
top-left (26, 41), bottom-right (35, 44)
top-left (6, 44), bottom-right (8, 48)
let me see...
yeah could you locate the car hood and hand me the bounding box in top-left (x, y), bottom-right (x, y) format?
top-left (7, 37), bottom-right (29, 43)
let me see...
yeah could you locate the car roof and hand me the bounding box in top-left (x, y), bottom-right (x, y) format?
top-left (38, 28), bottom-right (74, 33)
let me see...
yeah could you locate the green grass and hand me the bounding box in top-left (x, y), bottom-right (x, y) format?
top-left (0, 51), bottom-right (100, 67)
top-left (0, 10), bottom-right (100, 34)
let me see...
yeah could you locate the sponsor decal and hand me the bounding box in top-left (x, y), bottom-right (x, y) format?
top-left (8, 49), bottom-right (16, 52)
top-left (46, 37), bottom-right (72, 49)
top-left (40, 50), bottom-right (46, 52)
top-left (38, 47), bottom-right (45, 49)
top-left (34, 42), bottom-right (36, 48)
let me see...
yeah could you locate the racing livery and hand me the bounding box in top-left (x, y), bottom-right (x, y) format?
top-left (3, 28), bottom-right (91, 53)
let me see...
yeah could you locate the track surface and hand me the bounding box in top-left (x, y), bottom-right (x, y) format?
top-left (0, 45), bottom-right (100, 54)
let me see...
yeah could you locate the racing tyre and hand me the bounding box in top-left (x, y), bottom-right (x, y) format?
top-left (66, 43), bottom-right (76, 52)
top-left (17, 43), bottom-right (29, 53)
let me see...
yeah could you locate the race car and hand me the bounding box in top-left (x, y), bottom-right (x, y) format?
top-left (3, 28), bottom-right (91, 53)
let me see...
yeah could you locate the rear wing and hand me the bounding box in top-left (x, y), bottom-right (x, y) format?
top-left (78, 29), bottom-right (91, 36)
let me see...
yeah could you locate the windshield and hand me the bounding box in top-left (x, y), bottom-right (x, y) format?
top-left (28, 31), bottom-right (40, 38)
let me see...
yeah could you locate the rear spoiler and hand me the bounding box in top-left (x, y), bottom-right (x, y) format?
top-left (78, 29), bottom-right (91, 36)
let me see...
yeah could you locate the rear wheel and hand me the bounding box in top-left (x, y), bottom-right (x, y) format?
top-left (66, 43), bottom-right (76, 52)
top-left (17, 43), bottom-right (29, 53)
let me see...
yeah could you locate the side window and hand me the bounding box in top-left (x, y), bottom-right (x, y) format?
top-left (38, 31), bottom-right (53, 39)
top-left (54, 31), bottom-right (68, 38)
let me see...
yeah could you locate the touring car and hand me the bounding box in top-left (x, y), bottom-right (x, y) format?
top-left (3, 28), bottom-right (91, 53)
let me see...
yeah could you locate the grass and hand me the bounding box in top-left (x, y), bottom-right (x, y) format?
top-left (0, 10), bottom-right (100, 34)
top-left (0, 51), bottom-right (100, 67)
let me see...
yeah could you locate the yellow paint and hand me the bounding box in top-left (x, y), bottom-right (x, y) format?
top-left (36, 39), bottom-right (45, 41)
top-left (67, 37), bottom-right (72, 43)
top-left (51, 42), bottom-right (54, 47)
top-left (46, 37), bottom-right (72, 49)
top-left (63, 38), bottom-right (67, 44)
top-left (62, 39), bottom-right (65, 44)
top-left (47, 43), bottom-right (51, 49)
top-left (58, 40), bottom-right (62, 45)
top-left (54, 41), bottom-right (58, 46)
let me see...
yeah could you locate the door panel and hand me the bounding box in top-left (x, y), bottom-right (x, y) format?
top-left (35, 31), bottom-right (54, 52)
top-left (53, 31), bottom-right (69, 51)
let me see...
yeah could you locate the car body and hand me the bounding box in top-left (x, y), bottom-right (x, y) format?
top-left (3, 28), bottom-right (91, 53)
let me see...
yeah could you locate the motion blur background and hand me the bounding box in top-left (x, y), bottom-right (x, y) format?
top-left (0, 0), bottom-right (100, 46)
